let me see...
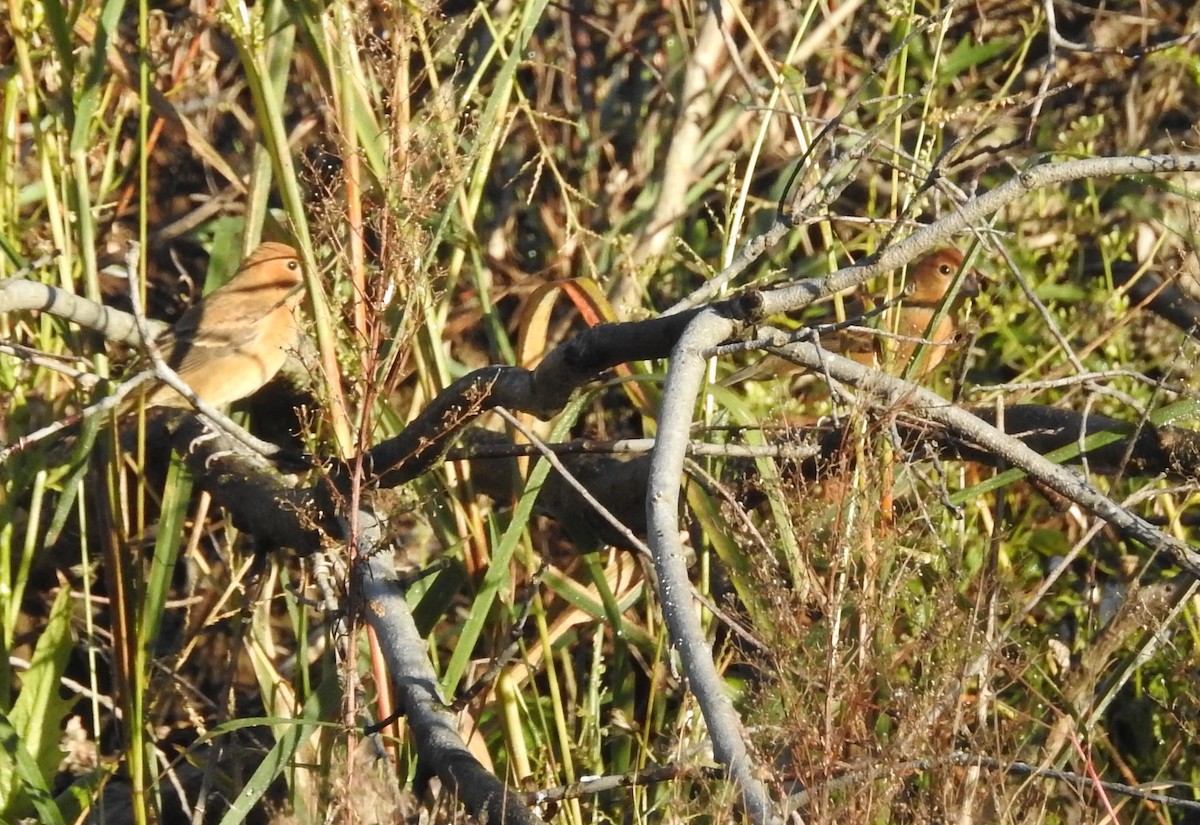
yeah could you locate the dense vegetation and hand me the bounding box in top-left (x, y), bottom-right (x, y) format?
top-left (3, 1), bottom-right (1200, 822)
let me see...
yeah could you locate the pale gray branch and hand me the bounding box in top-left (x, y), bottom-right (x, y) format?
top-left (0, 274), bottom-right (166, 345)
top-left (759, 154), bottom-right (1200, 316)
top-left (753, 332), bottom-right (1200, 572)
top-left (355, 523), bottom-right (543, 825)
top-left (647, 306), bottom-right (779, 824)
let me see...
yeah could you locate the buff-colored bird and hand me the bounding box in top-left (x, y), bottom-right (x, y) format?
top-left (870, 247), bottom-right (980, 377)
top-left (723, 247), bottom-right (980, 386)
top-left (118, 242), bottom-right (305, 414)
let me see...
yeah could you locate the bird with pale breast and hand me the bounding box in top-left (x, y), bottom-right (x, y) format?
top-left (723, 247), bottom-right (980, 386)
top-left (118, 242), bottom-right (305, 415)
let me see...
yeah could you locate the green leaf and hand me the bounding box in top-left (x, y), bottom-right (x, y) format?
top-left (0, 586), bottom-right (73, 821)
top-left (951, 398), bottom-right (1200, 506)
top-left (215, 675), bottom-right (338, 825)
top-left (938, 36), bottom-right (1015, 84)
top-left (442, 394), bottom-right (587, 697)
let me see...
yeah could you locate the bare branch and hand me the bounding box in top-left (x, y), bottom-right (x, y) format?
top-left (0, 273), bottom-right (168, 346)
top-left (754, 332), bottom-right (1200, 573)
top-left (647, 305), bottom-right (777, 822)
top-left (355, 533), bottom-right (544, 825)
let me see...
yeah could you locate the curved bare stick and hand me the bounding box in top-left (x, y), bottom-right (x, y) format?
top-left (355, 528), bottom-right (543, 824)
top-left (0, 276), bottom-right (166, 345)
top-left (350, 307), bottom-right (715, 491)
top-left (159, 415), bottom-right (323, 549)
top-left (755, 331), bottom-right (1200, 573)
top-left (639, 153), bottom-right (1200, 825)
top-left (647, 306), bottom-right (778, 824)
top-left (758, 154), bottom-right (1200, 317)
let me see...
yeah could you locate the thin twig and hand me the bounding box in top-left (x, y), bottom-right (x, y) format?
top-left (0, 340), bottom-right (100, 386)
top-left (445, 435), bottom-right (818, 461)
top-left (787, 750), bottom-right (1200, 813)
top-left (491, 407), bottom-right (767, 653)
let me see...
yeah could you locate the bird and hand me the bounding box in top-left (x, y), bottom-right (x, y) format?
top-left (722, 247), bottom-right (980, 386)
top-left (117, 242), bottom-right (305, 414)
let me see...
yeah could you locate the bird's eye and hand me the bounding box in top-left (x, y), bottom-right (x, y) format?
top-left (939, 264), bottom-right (953, 276)
top-left (287, 260), bottom-right (299, 271)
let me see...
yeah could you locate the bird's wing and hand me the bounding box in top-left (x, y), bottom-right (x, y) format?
top-left (147, 300), bottom-right (265, 376)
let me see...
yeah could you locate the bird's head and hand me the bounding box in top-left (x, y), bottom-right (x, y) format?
top-left (905, 247), bottom-right (980, 304)
top-left (233, 242), bottom-right (305, 310)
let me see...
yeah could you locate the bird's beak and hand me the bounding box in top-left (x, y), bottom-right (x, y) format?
top-left (959, 269), bottom-right (982, 298)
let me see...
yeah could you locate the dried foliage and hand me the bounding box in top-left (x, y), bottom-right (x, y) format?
top-left (4, 1), bottom-right (1200, 823)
